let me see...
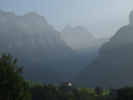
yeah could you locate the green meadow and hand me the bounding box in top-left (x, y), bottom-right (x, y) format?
top-left (74, 87), bottom-right (110, 96)
top-left (26, 80), bottom-right (110, 96)
top-left (25, 80), bottom-right (43, 88)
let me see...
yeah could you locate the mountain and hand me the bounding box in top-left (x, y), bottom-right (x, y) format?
top-left (61, 25), bottom-right (109, 64)
top-left (0, 9), bottom-right (86, 86)
top-left (71, 11), bottom-right (133, 89)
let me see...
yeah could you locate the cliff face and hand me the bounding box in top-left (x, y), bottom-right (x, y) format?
top-left (0, 9), bottom-right (86, 86)
top-left (0, 10), bottom-right (70, 65)
top-left (61, 25), bottom-right (109, 64)
top-left (61, 25), bottom-right (94, 51)
top-left (0, 10), bottom-right (62, 52)
top-left (72, 11), bottom-right (133, 89)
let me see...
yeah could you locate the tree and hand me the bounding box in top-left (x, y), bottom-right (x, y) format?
top-left (56, 89), bottom-right (70, 100)
top-left (95, 86), bottom-right (103, 99)
top-left (116, 86), bottom-right (133, 100)
top-left (0, 53), bottom-right (32, 100)
top-left (71, 88), bottom-right (81, 100)
top-left (109, 87), bottom-right (113, 92)
top-left (80, 88), bottom-right (96, 100)
top-left (73, 85), bottom-right (77, 88)
top-left (48, 83), bottom-right (56, 93)
top-left (30, 84), bottom-right (44, 100)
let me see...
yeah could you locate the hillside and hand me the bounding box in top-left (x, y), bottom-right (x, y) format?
top-left (25, 80), bottom-right (43, 88)
top-left (25, 80), bottom-right (109, 96)
top-left (0, 9), bottom-right (87, 86)
top-left (72, 11), bottom-right (133, 89)
top-left (61, 25), bottom-right (109, 65)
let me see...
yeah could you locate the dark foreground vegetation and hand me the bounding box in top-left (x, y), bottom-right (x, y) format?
top-left (0, 53), bottom-right (32, 100)
top-left (30, 84), bottom-right (97, 100)
top-left (0, 53), bottom-right (133, 100)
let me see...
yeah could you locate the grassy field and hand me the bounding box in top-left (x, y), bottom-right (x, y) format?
top-left (25, 80), bottom-right (43, 88)
top-left (25, 80), bottom-right (110, 95)
top-left (74, 87), bottom-right (110, 96)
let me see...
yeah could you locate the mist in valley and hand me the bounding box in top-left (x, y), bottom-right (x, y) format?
top-left (0, 0), bottom-right (133, 90)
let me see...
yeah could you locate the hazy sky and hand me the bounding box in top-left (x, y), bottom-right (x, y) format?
top-left (0, 0), bottom-right (133, 38)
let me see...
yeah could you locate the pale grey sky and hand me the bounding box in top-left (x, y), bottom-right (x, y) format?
top-left (0, 0), bottom-right (133, 38)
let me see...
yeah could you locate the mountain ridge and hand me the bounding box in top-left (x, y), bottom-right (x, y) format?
top-left (71, 11), bottom-right (133, 89)
top-left (61, 25), bottom-right (109, 64)
top-left (0, 9), bottom-right (86, 86)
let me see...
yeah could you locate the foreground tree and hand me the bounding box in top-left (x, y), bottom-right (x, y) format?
top-left (116, 86), bottom-right (133, 100)
top-left (109, 87), bottom-right (113, 92)
top-left (71, 88), bottom-right (81, 100)
top-left (0, 53), bottom-right (32, 100)
top-left (80, 88), bottom-right (96, 100)
top-left (95, 86), bottom-right (103, 100)
top-left (30, 84), bottom-right (70, 100)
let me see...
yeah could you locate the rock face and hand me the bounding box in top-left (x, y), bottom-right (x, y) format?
top-left (72, 11), bottom-right (133, 89)
top-left (61, 25), bottom-right (109, 64)
top-left (0, 9), bottom-right (86, 86)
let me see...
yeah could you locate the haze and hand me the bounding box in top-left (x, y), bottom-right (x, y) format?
top-left (0, 0), bottom-right (133, 38)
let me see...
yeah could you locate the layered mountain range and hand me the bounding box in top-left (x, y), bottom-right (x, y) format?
top-left (72, 11), bottom-right (133, 89)
top-left (61, 25), bottom-right (109, 64)
top-left (0, 9), bottom-right (87, 86)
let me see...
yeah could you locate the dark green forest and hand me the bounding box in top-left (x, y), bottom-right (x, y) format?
top-left (0, 53), bottom-right (133, 100)
top-left (0, 53), bottom-right (97, 100)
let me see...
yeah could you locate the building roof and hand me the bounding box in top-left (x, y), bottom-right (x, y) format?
top-left (60, 81), bottom-right (72, 86)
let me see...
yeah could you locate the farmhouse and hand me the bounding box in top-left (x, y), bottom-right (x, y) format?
top-left (60, 81), bottom-right (73, 92)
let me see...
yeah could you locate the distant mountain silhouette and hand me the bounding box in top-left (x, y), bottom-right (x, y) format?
top-left (61, 25), bottom-right (109, 64)
top-left (0, 9), bottom-right (87, 86)
top-left (72, 11), bottom-right (133, 89)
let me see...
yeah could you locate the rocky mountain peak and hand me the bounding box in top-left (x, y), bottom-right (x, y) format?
top-left (0, 9), bottom-right (88, 86)
top-left (74, 26), bottom-right (86, 30)
top-left (62, 25), bottom-right (72, 32)
top-left (22, 12), bottom-right (47, 22)
top-left (62, 25), bottom-right (92, 36)
top-left (62, 25), bottom-right (94, 39)
top-left (0, 10), bottom-right (54, 32)
top-left (23, 12), bottom-right (39, 17)
top-left (22, 12), bottom-right (54, 32)
top-left (65, 25), bottom-right (72, 29)
top-left (0, 9), bottom-right (15, 16)
top-left (72, 11), bottom-right (133, 89)
top-left (104, 11), bottom-right (133, 51)
top-left (129, 10), bottom-right (133, 24)
top-left (61, 25), bottom-right (109, 66)
top-left (0, 9), bottom-right (5, 15)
